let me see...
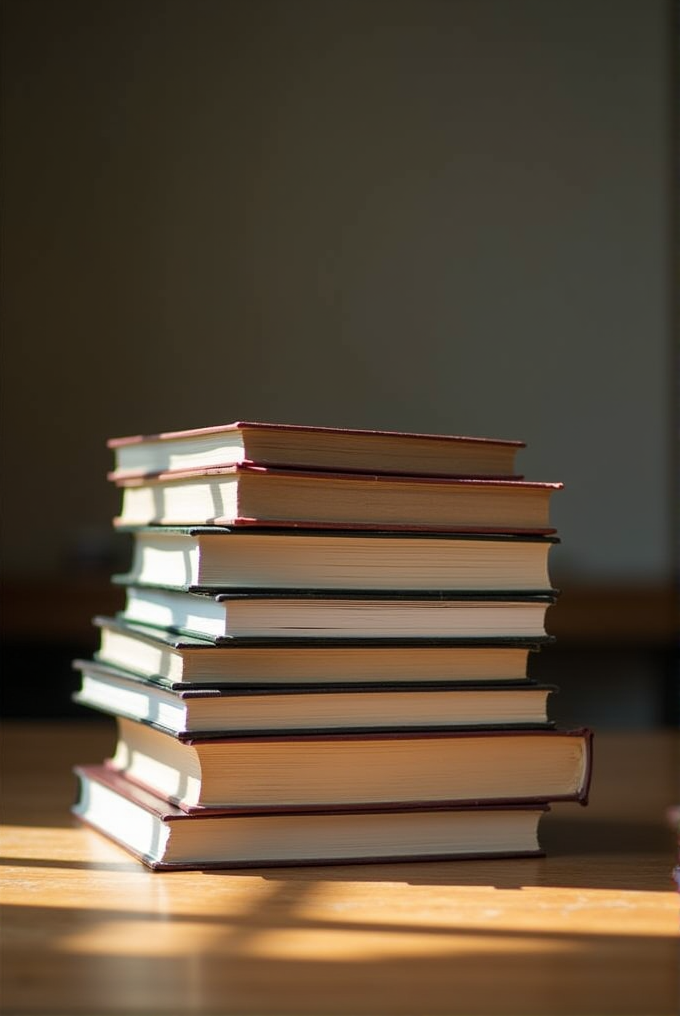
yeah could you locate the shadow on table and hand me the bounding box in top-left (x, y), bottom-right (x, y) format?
top-left (3, 892), bottom-right (677, 1016)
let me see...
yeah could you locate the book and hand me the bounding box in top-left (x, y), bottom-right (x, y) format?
top-left (72, 659), bottom-right (554, 735)
top-left (119, 587), bottom-right (557, 642)
top-left (116, 527), bottom-right (558, 593)
top-left (107, 420), bottom-right (525, 481)
top-left (107, 718), bottom-right (593, 810)
top-left (112, 465), bottom-right (562, 533)
top-left (93, 616), bottom-right (549, 687)
top-left (73, 764), bottom-right (549, 869)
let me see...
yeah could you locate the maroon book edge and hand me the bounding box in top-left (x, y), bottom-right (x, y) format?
top-left (111, 462), bottom-right (561, 489)
top-left (73, 764), bottom-right (548, 870)
top-left (73, 811), bottom-right (547, 871)
top-left (108, 421), bottom-right (525, 450)
top-left (113, 518), bottom-right (559, 536)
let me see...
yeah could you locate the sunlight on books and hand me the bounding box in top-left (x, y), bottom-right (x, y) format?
top-left (68, 420), bottom-right (594, 870)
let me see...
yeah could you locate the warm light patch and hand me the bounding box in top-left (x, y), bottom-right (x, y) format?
top-left (58, 919), bottom-right (217, 957)
top-left (291, 882), bottom-right (680, 938)
top-left (240, 927), bottom-right (568, 961)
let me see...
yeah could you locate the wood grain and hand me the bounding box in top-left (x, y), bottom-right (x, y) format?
top-left (2, 722), bottom-right (678, 1016)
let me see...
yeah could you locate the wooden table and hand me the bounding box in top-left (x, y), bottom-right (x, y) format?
top-left (2, 722), bottom-right (678, 1016)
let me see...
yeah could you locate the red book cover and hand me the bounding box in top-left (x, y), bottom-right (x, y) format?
top-left (112, 463), bottom-right (563, 535)
top-left (73, 763), bottom-right (551, 870)
top-left (108, 421), bottom-right (526, 481)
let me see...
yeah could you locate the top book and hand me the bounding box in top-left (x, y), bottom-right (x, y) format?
top-left (108, 421), bottom-right (525, 480)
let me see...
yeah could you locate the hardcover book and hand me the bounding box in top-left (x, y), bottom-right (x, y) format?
top-left (72, 658), bottom-right (554, 736)
top-left (93, 616), bottom-right (550, 686)
top-left (119, 586), bottom-right (558, 642)
top-left (107, 718), bottom-right (593, 810)
top-left (116, 526), bottom-right (558, 593)
top-left (73, 764), bottom-right (549, 870)
top-left (108, 420), bottom-right (525, 481)
top-left (112, 464), bottom-right (562, 533)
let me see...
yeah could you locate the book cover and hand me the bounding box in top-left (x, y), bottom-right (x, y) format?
top-left (118, 586), bottom-right (558, 643)
top-left (95, 612), bottom-right (555, 652)
top-left (108, 421), bottom-right (526, 481)
top-left (112, 464), bottom-right (562, 534)
top-left (114, 526), bottom-right (559, 594)
top-left (73, 657), bottom-right (555, 735)
top-left (106, 719), bottom-right (594, 812)
top-left (93, 614), bottom-right (552, 687)
top-left (73, 763), bottom-right (549, 870)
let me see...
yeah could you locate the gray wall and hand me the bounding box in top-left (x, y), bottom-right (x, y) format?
top-left (1, 0), bottom-right (673, 582)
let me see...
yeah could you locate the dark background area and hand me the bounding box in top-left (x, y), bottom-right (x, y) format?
top-left (1, 0), bottom-right (676, 727)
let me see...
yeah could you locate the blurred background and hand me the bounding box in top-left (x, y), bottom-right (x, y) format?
top-left (1, 0), bottom-right (676, 726)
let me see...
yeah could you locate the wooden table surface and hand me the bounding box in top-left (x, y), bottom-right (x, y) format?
top-left (2, 721), bottom-right (678, 1016)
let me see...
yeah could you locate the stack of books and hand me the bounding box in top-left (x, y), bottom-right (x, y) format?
top-left (72, 421), bottom-right (592, 870)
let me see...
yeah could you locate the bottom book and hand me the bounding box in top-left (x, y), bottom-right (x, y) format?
top-left (73, 764), bottom-right (548, 870)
